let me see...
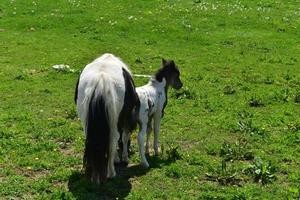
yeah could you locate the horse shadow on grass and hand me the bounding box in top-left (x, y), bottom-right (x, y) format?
top-left (68, 156), bottom-right (173, 200)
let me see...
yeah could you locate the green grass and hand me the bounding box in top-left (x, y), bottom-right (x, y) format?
top-left (1, 0), bottom-right (300, 199)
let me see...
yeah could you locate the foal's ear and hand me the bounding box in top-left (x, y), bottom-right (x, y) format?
top-left (170, 60), bottom-right (175, 67)
top-left (162, 58), bottom-right (167, 65)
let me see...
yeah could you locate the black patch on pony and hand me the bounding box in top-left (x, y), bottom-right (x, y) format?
top-left (147, 99), bottom-right (154, 116)
top-left (118, 68), bottom-right (140, 154)
top-left (74, 76), bottom-right (80, 104)
top-left (84, 90), bottom-right (109, 183)
top-left (155, 59), bottom-right (180, 84)
top-left (155, 60), bottom-right (173, 117)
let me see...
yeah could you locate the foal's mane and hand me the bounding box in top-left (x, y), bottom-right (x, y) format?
top-left (154, 60), bottom-right (175, 83)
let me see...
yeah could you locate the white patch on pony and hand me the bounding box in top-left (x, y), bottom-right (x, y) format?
top-left (77, 54), bottom-right (130, 128)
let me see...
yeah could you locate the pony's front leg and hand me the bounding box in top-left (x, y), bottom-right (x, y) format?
top-left (114, 145), bottom-right (120, 163)
top-left (107, 129), bottom-right (119, 178)
top-left (114, 132), bottom-right (121, 164)
top-left (122, 131), bottom-right (130, 163)
top-left (138, 123), bottom-right (149, 168)
top-left (145, 119), bottom-right (152, 155)
top-left (153, 113), bottom-right (162, 156)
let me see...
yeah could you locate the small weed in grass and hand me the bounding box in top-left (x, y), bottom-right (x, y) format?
top-left (220, 142), bottom-right (236, 161)
top-left (245, 157), bottom-right (276, 184)
top-left (206, 160), bottom-right (239, 185)
top-left (220, 140), bottom-right (253, 162)
top-left (281, 89), bottom-right (290, 103)
top-left (237, 110), bottom-right (266, 136)
top-left (164, 143), bottom-right (182, 162)
top-left (249, 95), bottom-right (264, 107)
top-left (135, 57), bottom-right (142, 64)
top-left (282, 89), bottom-right (290, 103)
top-left (237, 110), bottom-right (254, 133)
top-left (294, 93), bottom-right (300, 103)
top-left (15, 74), bottom-right (26, 80)
top-left (223, 85), bottom-right (236, 95)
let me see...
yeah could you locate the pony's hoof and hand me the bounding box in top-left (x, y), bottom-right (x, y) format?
top-left (122, 156), bottom-right (129, 163)
top-left (141, 161), bottom-right (149, 168)
top-left (154, 147), bottom-right (159, 156)
top-left (114, 155), bottom-right (121, 164)
top-left (107, 171), bottom-right (116, 179)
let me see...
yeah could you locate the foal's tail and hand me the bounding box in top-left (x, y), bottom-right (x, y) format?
top-left (83, 74), bottom-right (117, 183)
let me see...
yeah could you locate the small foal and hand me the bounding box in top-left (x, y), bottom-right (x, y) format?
top-left (121, 59), bottom-right (183, 168)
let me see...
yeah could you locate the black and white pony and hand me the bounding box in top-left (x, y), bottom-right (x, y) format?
top-left (121, 59), bottom-right (182, 168)
top-left (74, 53), bottom-right (139, 183)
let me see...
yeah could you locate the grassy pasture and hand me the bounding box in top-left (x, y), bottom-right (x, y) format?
top-left (0, 0), bottom-right (300, 199)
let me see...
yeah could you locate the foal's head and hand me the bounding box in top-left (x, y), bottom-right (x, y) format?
top-left (155, 59), bottom-right (183, 89)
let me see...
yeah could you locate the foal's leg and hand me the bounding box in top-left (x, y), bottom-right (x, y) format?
top-left (145, 118), bottom-right (152, 155)
top-left (122, 131), bottom-right (130, 163)
top-left (138, 120), bottom-right (149, 168)
top-left (114, 145), bottom-right (120, 163)
top-left (153, 112), bottom-right (162, 156)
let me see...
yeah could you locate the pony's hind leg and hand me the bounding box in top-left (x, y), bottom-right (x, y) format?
top-left (114, 134), bottom-right (120, 164)
top-left (145, 118), bottom-right (153, 155)
top-left (121, 131), bottom-right (130, 163)
top-left (153, 112), bottom-right (162, 156)
top-left (107, 128), bottom-right (119, 178)
top-left (114, 146), bottom-right (120, 163)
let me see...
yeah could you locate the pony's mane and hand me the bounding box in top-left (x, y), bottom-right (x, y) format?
top-left (155, 67), bottom-right (165, 82)
top-left (148, 77), bottom-right (166, 88)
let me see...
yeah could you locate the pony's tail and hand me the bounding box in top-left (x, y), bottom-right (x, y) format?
top-left (83, 82), bottom-right (111, 183)
top-left (84, 93), bottom-right (109, 183)
top-left (74, 76), bottom-right (80, 104)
